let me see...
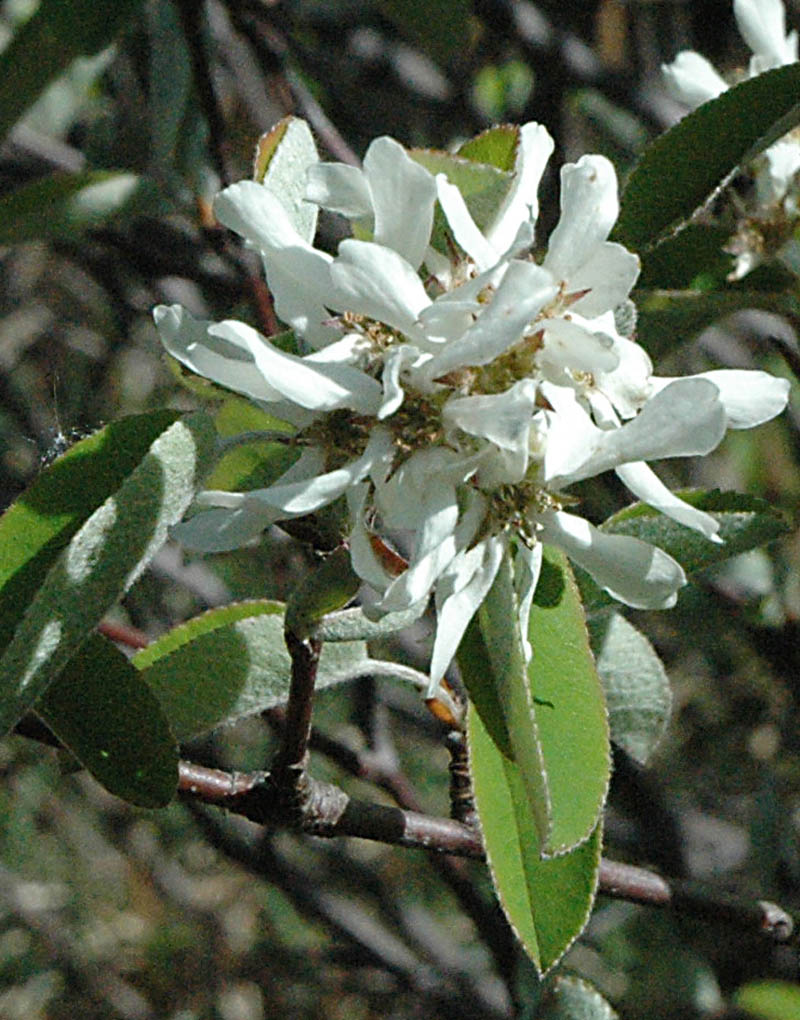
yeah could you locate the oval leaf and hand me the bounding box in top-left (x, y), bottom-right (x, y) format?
top-left (35, 634), bottom-right (178, 807)
top-left (589, 612), bottom-right (671, 765)
top-left (469, 702), bottom-right (602, 977)
top-left (0, 413), bottom-right (216, 736)
top-left (529, 547), bottom-right (610, 855)
top-left (539, 976), bottom-right (619, 1020)
top-left (0, 409), bottom-right (184, 657)
top-left (734, 980), bottom-right (800, 1020)
top-left (285, 546), bottom-right (361, 639)
top-left (614, 63), bottom-right (800, 251)
top-left (134, 600), bottom-right (368, 741)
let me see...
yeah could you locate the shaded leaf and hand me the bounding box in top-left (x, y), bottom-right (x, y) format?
top-left (589, 612), bottom-right (671, 764)
top-left (134, 601), bottom-right (368, 741)
top-left (0, 0), bottom-right (144, 141)
top-left (539, 976), bottom-right (619, 1019)
top-left (0, 172), bottom-right (160, 245)
top-left (36, 634), bottom-right (178, 807)
top-left (285, 547), bottom-right (361, 639)
top-left (0, 413), bottom-right (216, 736)
top-left (469, 703), bottom-right (602, 976)
top-left (614, 64), bottom-right (800, 251)
top-left (378, 0), bottom-right (473, 67)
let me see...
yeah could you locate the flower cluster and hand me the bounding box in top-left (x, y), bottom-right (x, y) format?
top-left (154, 119), bottom-right (789, 689)
top-left (663, 0), bottom-right (800, 277)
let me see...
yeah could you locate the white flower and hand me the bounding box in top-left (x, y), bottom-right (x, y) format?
top-left (154, 119), bottom-right (790, 690)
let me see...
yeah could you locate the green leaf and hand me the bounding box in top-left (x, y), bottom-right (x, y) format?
top-left (538, 976), bottom-right (619, 1019)
top-left (0, 0), bottom-right (145, 141)
top-left (528, 548), bottom-right (610, 855)
top-left (614, 63), bottom-right (800, 252)
top-left (0, 413), bottom-right (216, 737)
top-left (589, 612), bottom-right (671, 765)
top-left (410, 147), bottom-right (513, 253)
top-left (636, 225), bottom-right (733, 290)
top-left (459, 549), bottom-right (610, 856)
top-left (377, 0), bottom-right (473, 67)
top-left (457, 124), bottom-right (520, 172)
top-left (469, 703), bottom-right (602, 976)
top-left (285, 547), bottom-right (361, 639)
top-left (0, 172), bottom-right (160, 245)
top-left (134, 600), bottom-right (369, 741)
top-left (315, 602), bottom-right (428, 643)
top-left (35, 634), bottom-right (178, 807)
top-left (734, 980), bottom-right (800, 1020)
top-left (252, 116), bottom-right (320, 243)
top-left (0, 409), bottom-right (184, 658)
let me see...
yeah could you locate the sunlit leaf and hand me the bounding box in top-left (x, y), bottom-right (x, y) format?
top-left (134, 600), bottom-right (368, 741)
top-left (469, 703), bottom-right (602, 976)
top-left (734, 980), bottom-right (800, 1020)
top-left (0, 413), bottom-right (216, 736)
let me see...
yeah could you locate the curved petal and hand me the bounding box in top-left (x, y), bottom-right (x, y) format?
top-left (429, 535), bottom-right (505, 688)
top-left (539, 510), bottom-right (686, 609)
top-left (211, 320), bottom-right (383, 414)
top-left (543, 155), bottom-right (620, 283)
top-left (650, 370), bottom-right (790, 428)
top-left (547, 378), bottom-right (727, 485)
top-left (378, 344), bottom-right (422, 419)
top-left (305, 162), bottom-right (372, 218)
top-left (487, 122), bottom-right (554, 254)
top-left (214, 181), bottom-right (339, 347)
top-left (512, 540), bottom-right (543, 663)
top-left (364, 136), bottom-right (437, 270)
top-left (436, 173), bottom-right (499, 272)
top-left (420, 259), bottom-right (557, 382)
top-left (330, 239), bottom-right (430, 338)
top-left (563, 241), bottom-right (640, 317)
top-left (246, 428), bottom-right (392, 518)
top-left (540, 314), bottom-right (620, 376)
top-left (154, 305), bottom-right (284, 404)
top-left (615, 462), bottom-right (722, 542)
top-left (735, 0), bottom-right (797, 67)
top-left (758, 139), bottom-right (800, 204)
top-left (662, 51), bottom-right (728, 107)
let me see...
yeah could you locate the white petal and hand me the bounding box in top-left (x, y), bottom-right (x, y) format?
top-left (211, 320), bottom-right (382, 414)
top-left (512, 541), bottom-right (543, 663)
top-left (243, 428), bottom-right (392, 518)
top-left (562, 241), bottom-right (640, 317)
top-left (486, 122), bottom-right (554, 254)
top-left (429, 535), bottom-right (505, 688)
top-left (330, 239), bottom-right (430, 338)
top-left (735, 0), bottom-right (797, 67)
top-left (650, 370), bottom-right (790, 428)
top-left (543, 155), bottom-right (620, 283)
top-left (171, 505), bottom-right (278, 552)
top-left (378, 344), bottom-right (421, 419)
top-left (541, 314), bottom-right (620, 376)
top-left (758, 140), bottom-right (800, 204)
top-left (592, 334), bottom-right (653, 419)
top-left (364, 137), bottom-right (437, 269)
top-left (420, 260), bottom-right (557, 382)
top-left (347, 485), bottom-right (395, 592)
top-left (547, 378), bottom-right (727, 485)
top-left (436, 173), bottom-right (499, 272)
top-left (214, 181), bottom-right (339, 348)
top-left (662, 51), bottom-right (728, 108)
top-left (615, 462), bottom-right (722, 542)
top-left (305, 162), bottom-right (372, 218)
top-left (443, 379), bottom-right (536, 485)
top-left (154, 305), bottom-right (283, 403)
top-left (540, 510), bottom-right (686, 609)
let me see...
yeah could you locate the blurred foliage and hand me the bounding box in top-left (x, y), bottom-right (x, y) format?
top-left (1, 0), bottom-right (800, 1017)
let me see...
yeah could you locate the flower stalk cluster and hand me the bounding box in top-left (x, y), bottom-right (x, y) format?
top-left (154, 116), bottom-right (789, 689)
